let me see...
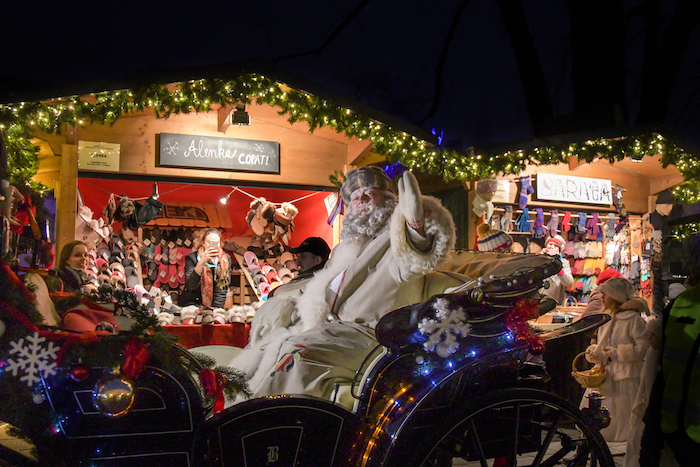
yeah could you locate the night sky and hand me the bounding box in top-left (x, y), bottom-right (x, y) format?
top-left (3, 0), bottom-right (700, 152)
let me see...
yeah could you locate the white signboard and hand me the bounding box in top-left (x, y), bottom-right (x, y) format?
top-left (490, 180), bottom-right (511, 203)
top-left (536, 173), bottom-right (612, 205)
top-left (78, 141), bottom-right (121, 172)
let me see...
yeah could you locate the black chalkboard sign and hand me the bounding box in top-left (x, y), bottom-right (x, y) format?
top-left (157, 133), bottom-right (280, 174)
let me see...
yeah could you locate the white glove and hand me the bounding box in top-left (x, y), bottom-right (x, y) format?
top-left (603, 346), bottom-right (618, 360)
top-left (585, 344), bottom-right (599, 363)
top-left (398, 171), bottom-right (424, 229)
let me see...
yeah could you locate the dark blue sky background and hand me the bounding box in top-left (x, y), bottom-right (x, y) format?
top-left (3, 0), bottom-right (700, 152)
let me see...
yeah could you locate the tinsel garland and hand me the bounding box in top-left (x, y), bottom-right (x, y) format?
top-left (503, 299), bottom-right (544, 355)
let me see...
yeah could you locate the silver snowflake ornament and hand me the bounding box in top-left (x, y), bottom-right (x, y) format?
top-left (6, 332), bottom-right (58, 387)
top-left (418, 298), bottom-right (471, 358)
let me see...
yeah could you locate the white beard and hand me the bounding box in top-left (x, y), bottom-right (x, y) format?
top-left (340, 198), bottom-right (397, 243)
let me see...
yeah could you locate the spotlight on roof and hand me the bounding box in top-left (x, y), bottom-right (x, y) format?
top-left (231, 105), bottom-right (250, 125)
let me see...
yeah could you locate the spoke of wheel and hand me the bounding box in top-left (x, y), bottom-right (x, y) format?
top-left (539, 447), bottom-right (570, 467)
top-left (531, 408), bottom-right (563, 467)
top-left (508, 403), bottom-right (520, 467)
top-left (468, 417), bottom-right (489, 467)
top-left (570, 442), bottom-right (592, 467)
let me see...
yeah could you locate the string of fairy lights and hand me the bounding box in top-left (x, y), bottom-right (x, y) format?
top-left (0, 73), bottom-right (698, 238)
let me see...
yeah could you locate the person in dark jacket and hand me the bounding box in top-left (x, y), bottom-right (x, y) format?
top-left (289, 237), bottom-right (330, 278)
top-left (180, 228), bottom-right (230, 308)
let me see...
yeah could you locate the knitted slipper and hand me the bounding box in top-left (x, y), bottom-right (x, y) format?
top-left (168, 264), bottom-right (179, 289)
top-left (501, 206), bottom-right (513, 232)
top-left (258, 282), bottom-right (271, 297)
top-left (587, 213), bottom-right (600, 240)
top-left (212, 308), bottom-right (228, 325)
top-left (180, 306), bottom-right (198, 325)
top-left (244, 251), bottom-right (259, 270)
top-left (533, 208), bottom-right (545, 238)
top-left (519, 175), bottom-right (534, 209)
top-left (576, 212), bottom-right (587, 234)
top-left (605, 213), bottom-right (615, 239)
top-left (561, 211), bottom-right (571, 232)
top-left (517, 208), bottom-right (531, 232)
top-left (177, 264), bottom-right (186, 285)
top-left (547, 210), bottom-right (559, 237)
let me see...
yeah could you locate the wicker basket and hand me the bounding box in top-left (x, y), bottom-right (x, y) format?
top-left (571, 352), bottom-right (607, 388)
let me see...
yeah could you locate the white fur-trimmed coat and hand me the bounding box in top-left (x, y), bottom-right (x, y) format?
top-left (586, 299), bottom-right (650, 381)
top-left (231, 196), bottom-right (455, 389)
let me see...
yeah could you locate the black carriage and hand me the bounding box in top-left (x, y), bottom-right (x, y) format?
top-left (0, 252), bottom-right (612, 467)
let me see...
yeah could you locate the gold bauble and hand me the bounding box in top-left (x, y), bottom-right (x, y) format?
top-left (92, 375), bottom-right (134, 417)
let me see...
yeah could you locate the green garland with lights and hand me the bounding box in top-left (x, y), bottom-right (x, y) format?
top-left (0, 74), bottom-right (698, 236)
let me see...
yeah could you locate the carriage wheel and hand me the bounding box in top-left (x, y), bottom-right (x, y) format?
top-left (421, 388), bottom-right (614, 467)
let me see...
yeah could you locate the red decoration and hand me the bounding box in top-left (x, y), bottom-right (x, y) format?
top-left (70, 364), bottom-right (90, 382)
top-left (10, 197), bottom-right (35, 235)
top-left (122, 338), bottom-right (150, 380)
top-left (504, 299), bottom-right (544, 355)
top-left (199, 368), bottom-right (228, 414)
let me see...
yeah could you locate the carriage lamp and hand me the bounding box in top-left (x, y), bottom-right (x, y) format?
top-left (581, 392), bottom-right (611, 431)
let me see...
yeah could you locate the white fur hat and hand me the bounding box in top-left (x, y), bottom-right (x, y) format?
top-left (599, 277), bottom-right (635, 304)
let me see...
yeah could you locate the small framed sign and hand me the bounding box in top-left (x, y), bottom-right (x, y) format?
top-left (536, 173), bottom-right (612, 205)
top-left (157, 133), bottom-right (280, 174)
top-left (78, 141), bottom-right (121, 172)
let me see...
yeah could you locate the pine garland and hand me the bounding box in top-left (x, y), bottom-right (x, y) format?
top-left (1, 73), bottom-right (697, 235)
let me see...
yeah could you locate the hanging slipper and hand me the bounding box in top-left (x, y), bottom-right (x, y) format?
top-left (547, 210), bottom-right (559, 237)
top-left (533, 208), bottom-right (545, 238)
top-left (244, 251), bottom-right (259, 270)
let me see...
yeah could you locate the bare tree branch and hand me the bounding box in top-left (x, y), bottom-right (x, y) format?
top-left (275, 0), bottom-right (373, 63)
top-left (493, 0), bottom-right (554, 133)
top-left (419, 0), bottom-right (473, 126)
top-left (637, 0), bottom-right (700, 123)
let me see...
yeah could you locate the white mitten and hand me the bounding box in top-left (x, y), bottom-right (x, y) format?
top-left (398, 171), bottom-right (424, 229)
top-left (603, 346), bottom-right (618, 360)
top-left (472, 193), bottom-right (487, 217)
top-left (585, 344), bottom-right (599, 363)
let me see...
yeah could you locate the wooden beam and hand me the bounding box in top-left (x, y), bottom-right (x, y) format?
top-left (218, 105), bottom-right (233, 133)
top-left (346, 139), bottom-right (373, 166)
top-left (56, 144), bottom-right (78, 257)
top-left (568, 156), bottom-right (588, 171)
top-left (649, 173), bottom-right (685, 195)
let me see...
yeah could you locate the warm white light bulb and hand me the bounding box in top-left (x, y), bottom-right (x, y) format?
top-left (220, 196), bottom-right (228, 205)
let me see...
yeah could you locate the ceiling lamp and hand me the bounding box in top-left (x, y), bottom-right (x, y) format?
top-left (220, 188), bottom-right (236, 204)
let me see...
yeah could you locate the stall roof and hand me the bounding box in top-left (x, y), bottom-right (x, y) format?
top-left (0, 59), bottom-right (436, 145)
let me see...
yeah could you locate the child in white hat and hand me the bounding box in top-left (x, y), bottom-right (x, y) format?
top-left (582, 277), bottom-right (650, 443)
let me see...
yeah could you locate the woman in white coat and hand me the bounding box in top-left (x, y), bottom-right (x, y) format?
top-left (582, 277), bottom-right (650, 442)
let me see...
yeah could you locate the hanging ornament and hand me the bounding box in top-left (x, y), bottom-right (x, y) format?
top-left (5, 331), bottom-right (58, 387)
top-left (417, 297), bottom-right (471, 358)
top-left (32, 391), bottom-right (45, 404)
top-left (92, 374), bottom-right (135, 417)
top-left (121, 337), bottom-right (150, 380)
top-left (199, 368), bottom-right (228, 414)
top-left (70, 364), bottom-right (90, 382)
top-left (0, 317), bottom-right (5, 338)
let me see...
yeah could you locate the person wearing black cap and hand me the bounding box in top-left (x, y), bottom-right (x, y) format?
top-left (229, 167), bottom-right (455, 406)
top-left (266, 237), bottom-right (331, 299)
top-left (289, 237), bottom-right (330, 276)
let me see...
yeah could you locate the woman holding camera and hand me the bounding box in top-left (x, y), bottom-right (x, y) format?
top-left (180, 228), bottom-right (231, 308)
